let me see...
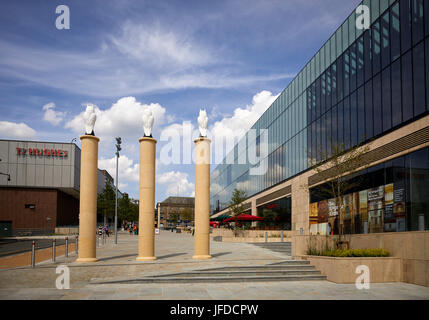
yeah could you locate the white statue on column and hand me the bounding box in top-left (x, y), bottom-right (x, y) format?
top-left (197, 109), bottom-right (208, 137)
top-left (83, 104), bottom-right (97, 136)
top-left (142, 108), bottom-right (154, 137)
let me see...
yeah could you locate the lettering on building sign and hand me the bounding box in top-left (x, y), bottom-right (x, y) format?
top-left (16, 148), bottom-right (68, 157)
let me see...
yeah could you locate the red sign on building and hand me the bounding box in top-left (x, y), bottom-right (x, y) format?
top-left (16, 148), bottom-right (68, 157)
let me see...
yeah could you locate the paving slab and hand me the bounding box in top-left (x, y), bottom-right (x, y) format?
top-left (0, 230), bottom-right (428, 300)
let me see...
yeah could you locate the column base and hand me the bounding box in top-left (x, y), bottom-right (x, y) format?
top-left (136, 256), bottom-right (157, 261)
top-left (192, 255), bottom-right (212, 260)
top-left (76, 257), bottom-right (98, 263)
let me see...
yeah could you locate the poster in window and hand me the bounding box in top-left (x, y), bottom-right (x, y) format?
top-left (328, 198), bottom-right (338, 217)
top-left (343, 194), bottom-right (352, 220)
top-left (368, 186), bottom-right (384, 233)
top-left (359, 189), bottom-right (368, 222)
top-left (318, 200), bottom-right (329, 223)
top-left (393, 182), bottom-right (406, 218)
top-left (310, 202), bottom-right (318, 217)
top-left (384, 184), bottom-right (395, 223)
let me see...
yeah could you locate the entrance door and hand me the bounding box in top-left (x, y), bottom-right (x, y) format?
top-left (0, 221), bottom-right (12, 237)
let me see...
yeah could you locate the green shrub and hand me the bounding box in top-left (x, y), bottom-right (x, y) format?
top-left (312, 248), bottom-right (389, 257)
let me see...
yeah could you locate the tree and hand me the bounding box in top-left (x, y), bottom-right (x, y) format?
top-left (228, 188), bottom-right (247, 217)
top-left (169, 212), bottom-right (179, 226)
top-left (97, 183), bottom-right (115, 223)
top-left (118, 193), bottom-right (138, 223)
top-left (309, 139), bottom-right (371, 246)
top-left (181, 208), bottom-right (193, 224)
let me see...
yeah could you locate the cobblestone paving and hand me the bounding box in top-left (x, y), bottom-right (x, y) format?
top-left (0, 231), bottom-right (428, 300)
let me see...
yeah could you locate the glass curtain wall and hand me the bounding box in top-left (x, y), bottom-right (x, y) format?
top-left (211, 0), bottom-right (429, 214)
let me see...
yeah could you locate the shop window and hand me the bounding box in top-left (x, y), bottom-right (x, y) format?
top-left (309, 147), bottom-right (429, 234)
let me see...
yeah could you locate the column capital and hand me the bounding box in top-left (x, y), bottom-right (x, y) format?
top-left (80, 135), bottom-right (100, 142)
top-left (139, 137), bottom-right (157, 144)
top-left (194, 137), bottom-right (211, 144)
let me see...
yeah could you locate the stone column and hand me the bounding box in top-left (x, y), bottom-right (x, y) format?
top-left (76, 135), bottom-right (99, 263)
top-left (193, 137), bottom-right (212, 260)
top-left (137, 137), bottom-right (157, 261)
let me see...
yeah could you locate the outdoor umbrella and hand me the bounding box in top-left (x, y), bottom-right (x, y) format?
top-left (210, 214), bottom-right (231, 221)
top-left (223, 214), bottom-right (264, 222)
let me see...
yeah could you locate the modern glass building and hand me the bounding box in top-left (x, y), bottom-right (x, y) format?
top-left (210, 0), bottom-right (429, 235)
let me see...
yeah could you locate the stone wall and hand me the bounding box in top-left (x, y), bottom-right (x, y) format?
top-left (292, 231), bottom-right (429, 286)
top-left (305, 256), bottom-right (402, 284)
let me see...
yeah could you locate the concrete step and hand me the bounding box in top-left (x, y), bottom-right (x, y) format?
top-left (268, 260), bottom-right (309, 266)
top-left (200, 265), bottom-right (315, 272)
top-left (252, 242), bottom-right (291, 245)
top-left (264, 260), bottom-right (310, 265)
top-left (91, 274), bottom-right (327, 284)
top-left (151, 270), bottom-right (322, 278)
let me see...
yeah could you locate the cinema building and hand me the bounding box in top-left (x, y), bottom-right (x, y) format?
top-left (0, 139), bottom-right (113, 236)
top-left (210, 0), bottom-right (428, 285)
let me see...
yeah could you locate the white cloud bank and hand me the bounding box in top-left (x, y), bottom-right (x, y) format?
top-left (157, 171), bottom-right (195, 197)
top-left (65, 97), bottom-right (168, 146)
top-left (98, 154), bottom-right (140, 184)
top-left (0, 121), bottom-right (36, 139)
top-left (210, 90), bottom-right (279, 139)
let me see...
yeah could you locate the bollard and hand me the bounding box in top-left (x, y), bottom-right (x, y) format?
top-left (281, 231), bottom-right (284, 242)
top-left (52, 239), bottom-right (56, 262)
top-left (75, 236), bottom-right (78, 254)
top-left (265, 231), bottom-right (268, 243)
top-left (31, 241), bottom-right (35, 268)
top-left (65, 237), bottom-right (69, 258)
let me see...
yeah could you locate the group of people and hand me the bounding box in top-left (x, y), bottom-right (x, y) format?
top-left (97, 224), bottom-right (110, 237)
top-left (123, 221), bottom-right (138, 235)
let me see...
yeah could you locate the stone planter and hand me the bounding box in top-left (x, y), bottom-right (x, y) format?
top-left (302, 255), bottom-right (402, 284)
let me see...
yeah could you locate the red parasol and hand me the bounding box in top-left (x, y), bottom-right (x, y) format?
top-left (223, 214), bottom-right (264, 222)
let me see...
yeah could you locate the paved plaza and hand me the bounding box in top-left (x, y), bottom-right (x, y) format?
top-left (0, 231), bottom-right (428, 300)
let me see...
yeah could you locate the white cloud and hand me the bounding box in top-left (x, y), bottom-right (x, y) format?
top-left (65, 97), bottom-right (167, 148)
top-left (42, 102), bottom-right (65, 126)
top-left (0, 23), bottom-right (293, 98)
top-left (109, 21), bottom-right (213, 68)
top-left (157, 171), bottom-right (194, 197)
top-left (98, 155), bottom-right (140, 184)
top-left (210, 90), bottom-right (279, 154)
top-left (0, 121), bottom-right (36, 139)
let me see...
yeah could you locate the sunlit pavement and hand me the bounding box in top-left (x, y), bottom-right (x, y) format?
top-left (0, 231), bottom-right (428, 300)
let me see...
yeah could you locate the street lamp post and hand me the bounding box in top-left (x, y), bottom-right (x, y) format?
top-left (115, 137), bottom-right (122, 245)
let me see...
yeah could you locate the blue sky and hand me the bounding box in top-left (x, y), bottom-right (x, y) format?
top-left (0, 0), bottom-right (361, 202)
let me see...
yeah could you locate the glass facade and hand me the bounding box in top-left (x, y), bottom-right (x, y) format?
top-left (310, 147), bottom-right (429, 234)
top-left (257, 196), bottom-right (291, 230)
top-left (211, 0), bottom-right (429, 215)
